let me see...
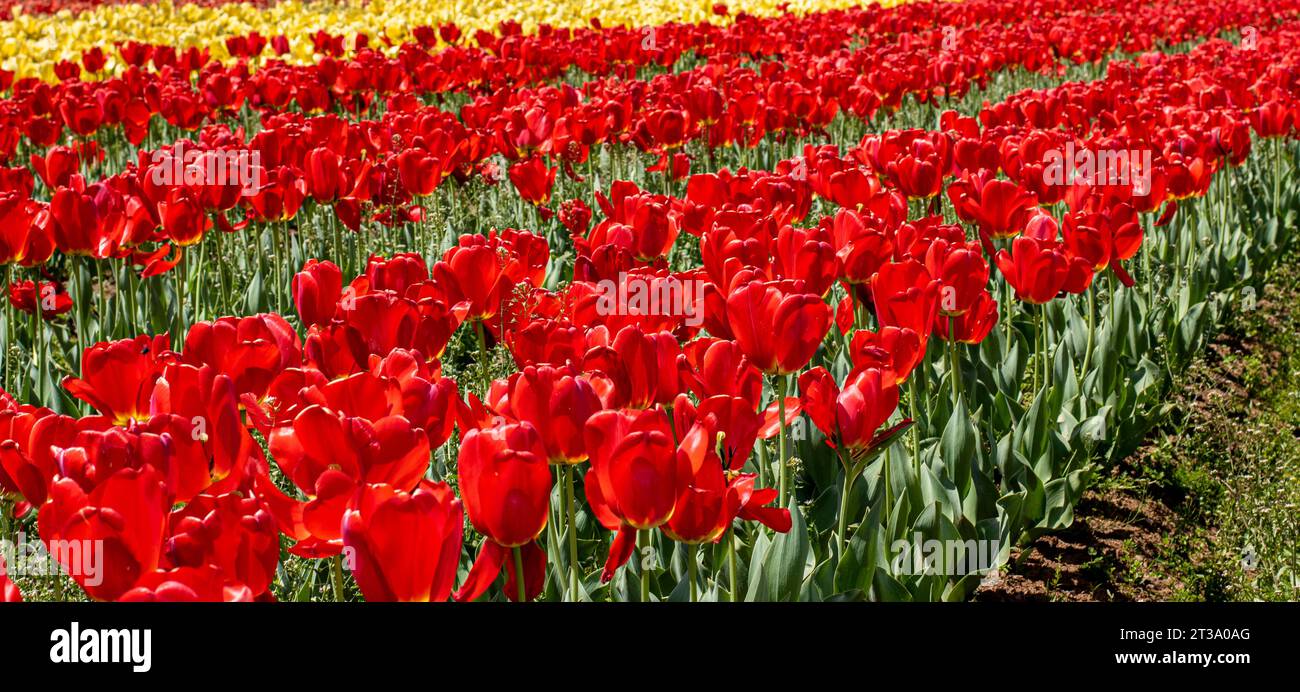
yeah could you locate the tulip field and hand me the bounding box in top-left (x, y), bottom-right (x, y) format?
top-left (1, 0), bottom-right (1298, 603)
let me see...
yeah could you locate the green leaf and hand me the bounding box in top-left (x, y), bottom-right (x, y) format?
top-left (757, 499), bottom-right (810, 602)
top-left (940, 396), bottom-right (977, 494)
top-left (833, 494), bottom-right (884, 594)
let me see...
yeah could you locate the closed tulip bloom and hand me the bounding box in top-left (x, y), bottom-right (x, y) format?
top-left (292, 259), bottom-right (343, 328)
top-left (849, 326), bottom-right (925, 384)
top-left (508, 155), bottom-right (556, 207)
top-left (366, 253), bottom-right (429, 295)
top-left (798, 367), bottom-right (899, 450)
top-left (937, 291), bottom-right (999, 345)
top-left (454, 422), bottom-right (552, 602)
top-left (495, 365), bottom-right (603, 464)
top-left (725, 280), bottom-right (831, 375)
top-left (343, 481), bottom-right (464, 603)
top-left (870, 260), bottom-right (941, 336)
top-left (0, 193), bottom-right (41, 265)
top-left (924, 239), bottom-right (989, 317)
top-left (583, 408), bottom-right (680, 581)
top-left (396, 149), bottom-right (444, 197)
top-left (994, 236), bottom-right (1093, 304)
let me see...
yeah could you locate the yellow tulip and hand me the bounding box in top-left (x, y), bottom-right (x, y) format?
top-left (0, 0), bottom-right (911, 81)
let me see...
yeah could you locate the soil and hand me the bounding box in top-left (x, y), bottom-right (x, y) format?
top-left (975, 301), bottom-right (1284, 602)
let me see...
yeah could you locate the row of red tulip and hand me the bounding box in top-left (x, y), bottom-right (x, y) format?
top-left (0, 0), bottom-right (1286, 192)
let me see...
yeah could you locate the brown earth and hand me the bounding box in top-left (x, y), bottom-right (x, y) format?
top-left (975, 306), bottom-right (1281, 602)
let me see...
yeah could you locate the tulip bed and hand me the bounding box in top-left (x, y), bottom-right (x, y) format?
top-left (1, 0), bottom-right (1298, 602)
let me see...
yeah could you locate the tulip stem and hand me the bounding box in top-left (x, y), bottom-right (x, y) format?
top-left (95, 259), bottom-right (107, 339)
top-left (947, 318), bottom-right (960, 402)
top-left (2, 264), bottom-right (12, 394)
top-left (172, 255), bottom-right (186, 348)
top-left (836, 446), bottom-right (855, 561)
top-left (1273, 136), bottom-right (1283, 222)
top-left (474, 319), bottom-right (490, 394)
top-left (1080, 286), bottom-right (1096, 384)
top-left (331, 554), bottom-right (346, 602)
top-left (1042, 303), bottom-right (1052, 393)
top-left (27, 295), bottom-right (41, 403)
top-left (638, 529), bottom-right (652, 603)
top-left (564, 464), bottom-right (580, 602)
top-left (1031, 307), bottom-right (1041, 400)
top-left (776, 375), bottom-right (790, 507)
top-left (883, 445), bottom-right (893, 518)
top-left (687, 542), bottom-right (698, 603)
top-left (909, 381), bottom-right (921, 479)
top-left (512, 546), bottom-right (527, 602)
top-left (71, 256), bottom-right (87, 371)
top-left (725, 525), bottom-right (738, 602)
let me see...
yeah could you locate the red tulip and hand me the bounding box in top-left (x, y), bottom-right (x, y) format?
top-left (798, 367), bottom-right (899, 450)
top-left (924, 239), bottom-right (989, 317)
top-left (268, 402), bottom-right (433, 556)
top-left (163, 491), bottom-right (280, 598)
top-left (63, 335), bottom-right (171, 425)
top-left (292, 259), bottom-right (343, 328)
top-left (870, 260), bottom-right (941, 336)
top-left (8, 280), bottom-right (73, 318)
top-left (828, 208), bottom-right (894, 287)
top-left (725, 280), bottom-right (831, 375)
top-left (937, 291), bottom-right (999, 344)
top-left (849, 326), bottom-right (925, 384)
top-left (680, 337), bottom-right (763, 403)
top-left (492, 365), bottom-right (603, 464)
top-left (1, 555), bottom-right (21, 602)
top-left (948, 174), bottom-right (1038, 239)
top-left (583, 408), bottom-right (678, 580)
top-left (49, 184), bottom-right (125, 258)
top-left (158, 188), bottom-right (212, 247)
top-left (454, 422), bottom-right (551, 602)
top-left (118, 566), bottom-right (253, 602)
top-left (396, 149), bottom-right (444, 197)
top-left (0, 193), bottom-right (40, 265)
top-left (433, 232), bottom-right (544, 322)
top-left (366, 253), bottom-right (429, 295)
top-left (508, 155), bottom-right (556, 207)
top-left (39, 466), bottom-right (169, 601)
top-left (582, 325), bottom-right (682, 409)
top-left (343, 480), bottom-right (464, 602)
top-left (181, 314), bottom-right (302, 403)
top-left (994, 236), bottom-right (1092, 304)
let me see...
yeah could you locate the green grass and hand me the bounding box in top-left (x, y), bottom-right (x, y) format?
top-left (1117, 254), bottom-right (1300, 601)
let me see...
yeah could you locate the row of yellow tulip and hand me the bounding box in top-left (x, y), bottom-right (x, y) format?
top-left (1, 0), bottom-right (908, 81)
